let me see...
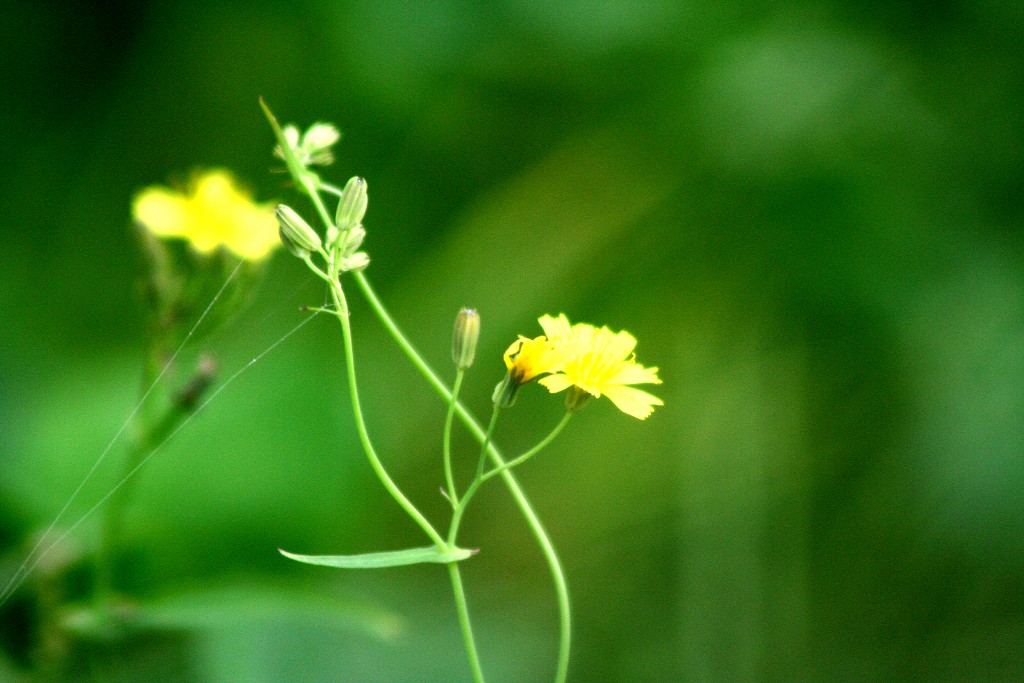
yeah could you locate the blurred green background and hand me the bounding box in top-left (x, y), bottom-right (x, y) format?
top-left (2, 0), bottom-right (1024, 681)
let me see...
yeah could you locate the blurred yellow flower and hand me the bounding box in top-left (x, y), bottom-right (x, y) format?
top-left (537, 314), bottom-right (663, 420)
top-left (133, 169), bottom-right (280, 260)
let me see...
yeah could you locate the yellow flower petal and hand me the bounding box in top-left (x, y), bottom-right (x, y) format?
top-left (602, 385), bottom-right (665, 420)
top-left (538, 313), bottom-right (574, 340)
top-left (503, 335), bottom-right (567, 384)
top-left (538, 374), bottom-right (574, 393)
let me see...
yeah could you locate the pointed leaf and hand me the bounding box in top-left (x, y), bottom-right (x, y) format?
top-left (259, 98), bottom-right (309, 184)
top-left (279, 545), bottom-right (474, 569)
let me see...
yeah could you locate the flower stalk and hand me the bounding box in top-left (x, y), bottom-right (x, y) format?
top-left (262, 101), bottom-right (661, 683)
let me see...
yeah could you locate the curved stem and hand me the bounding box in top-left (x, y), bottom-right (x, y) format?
top-left (483, 412), bottom-right (572, 484)
top-left (353, 272), bottom-right (571, 683)
top-left (443, 370), bottom-right (466, 508)
top-left (449, 563), bottom-right (485, 683)
top-left (328, 279), bottom-right (446, 548)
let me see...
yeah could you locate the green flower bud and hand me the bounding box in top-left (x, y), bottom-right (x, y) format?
top-left (303, 123), bottom-right (340, 152)
top-left (340, 251), bottom-right (370, 273)
top-left (302, 123), bottom-right (341, 166)
top-left (272, 124), bottom-right (302, 162)
top-left (276, 204), bottom-right (322, 258)
top-left (325, 224), bottom-right (340, 251)
top-left (335, 177), bottom-right (368, 231)
top-left (338, 224), bottom-right (366, 257)
top-left (492, 373), bottom-right (521, 409)
top-left (175, 354), bottom-right (218, 411)
top-left (452, 308), bottom-right (481, 370)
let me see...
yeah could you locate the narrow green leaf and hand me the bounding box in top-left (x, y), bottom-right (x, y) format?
top-left (62, 580), bottom-right (403, 641)
top-left (279, 545), bottom-right (474, 569)
top-left (259, 98), bottom-right (308, 185)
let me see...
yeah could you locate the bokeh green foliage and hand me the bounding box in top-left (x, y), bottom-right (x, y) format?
top-left (2, 0), bottom-right (1023, 680)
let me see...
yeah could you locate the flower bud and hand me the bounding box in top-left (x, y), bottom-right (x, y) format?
top-left (175, 354), bottom-right (218, 411)
top-left (492, 373), bottom-right (521, 409)
top-left (303, 123), bottom-right (340, 152)
top-left (302, 123), bottom-right (341, 166)
top-left (452, 308), bottom-right (480, 370)
top-left (338, 224), bottom-right (366, 257)
top-left (335, 177), bottom-right (368, 231)
top-left (273, 124), bottom-right (301, 161)
top-left (340, 251), bottom-right (370, 273)
top-left (276, 204), bottom-right (322, 257)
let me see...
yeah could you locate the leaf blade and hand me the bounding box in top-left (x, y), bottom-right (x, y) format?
top-left (279, 545), bottom-right (474, 569)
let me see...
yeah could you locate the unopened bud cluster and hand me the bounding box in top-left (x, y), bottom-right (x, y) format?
top-left (328, 177), bottom-right (370, 273)
top-left (275, 176), bottom-right (371, 273)
top-left (275, 122), bottom-right (341, 168)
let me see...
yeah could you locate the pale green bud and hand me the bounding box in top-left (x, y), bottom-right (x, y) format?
top-left (452, 308), bottom-right (481, 370)
top-left (302, 123), bottom-right (341, 166)
top-left (325, 224), bottom-right (340, 251)
top-left (335, 177), bottom-right (368, 231)
top-left (273, 124), bottom-right (301, 161)
top-left (338, 224), bottom-right (366, 257)
top-left (303, 123), bottom-right (340, 152)
top-left (340, 251), bottom-right (370, 273)
top-left (276, 204), bottom-right (322, 258)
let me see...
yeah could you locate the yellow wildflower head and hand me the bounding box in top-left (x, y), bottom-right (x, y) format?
top-left (493, 335), bottom-right (568, 408)
top-left (503, 335), bottom-right (566, 384)
top-left (132, 169), bottom-right (280, 261)
top-left (537, 314), bottom-right (663, 420)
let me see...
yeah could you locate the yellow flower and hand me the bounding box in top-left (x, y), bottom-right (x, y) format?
top-left (132, 169), bottom-right (280, 261)
top-left (503, 335), bottom-right (567, 384)
top-left (492, 333), bottom-right (570, 408)
top-left (537, 314), bottom-right (663, 420)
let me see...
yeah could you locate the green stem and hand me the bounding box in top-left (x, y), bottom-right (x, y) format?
top-left (443, 370), bottom-right (466, 507)
top-left (448, 409), bottom-right (500, 546)
top-left (94, 358), bottom-right (184, 615)
top-left (448, 563), bottom-right (485, 683)
top-left (473, 408), bottom-right (498, 483)
top-left (327, 278), bottom-right (446, 549)
top-left (444, 408), bottom-right (498, 683)
top-left (302, 177), bottom-right (336, 241)
top-left (483, 413), bottom-right (572, 484)
top-left (353, 272), bottom-right (572, 683)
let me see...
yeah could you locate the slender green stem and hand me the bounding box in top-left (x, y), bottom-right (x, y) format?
top-left (300, 254), bottom-right (333, 284)
top-left (327, 278), bottom-right (446, 549)
top-left (318, 180), bottom-right (344, 197)
top-left (94, 358), bottom-right (183, 614)
top-left (353, 272), bottom-right (572, 683)
top-left (444, 408), bottom-right (498, 683)
top-left (483, 412), bottom-right (572, 484)
top-left (449, 409), bottom-right (500, 546)
top-left (443, 370), bottom-right (466, 507)
top-left (448, 563), bottom-right (485, 683)
top-left (473, 408), bottom-right (498, 483)
top-left (302, 177), bottom-right (336, 240)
